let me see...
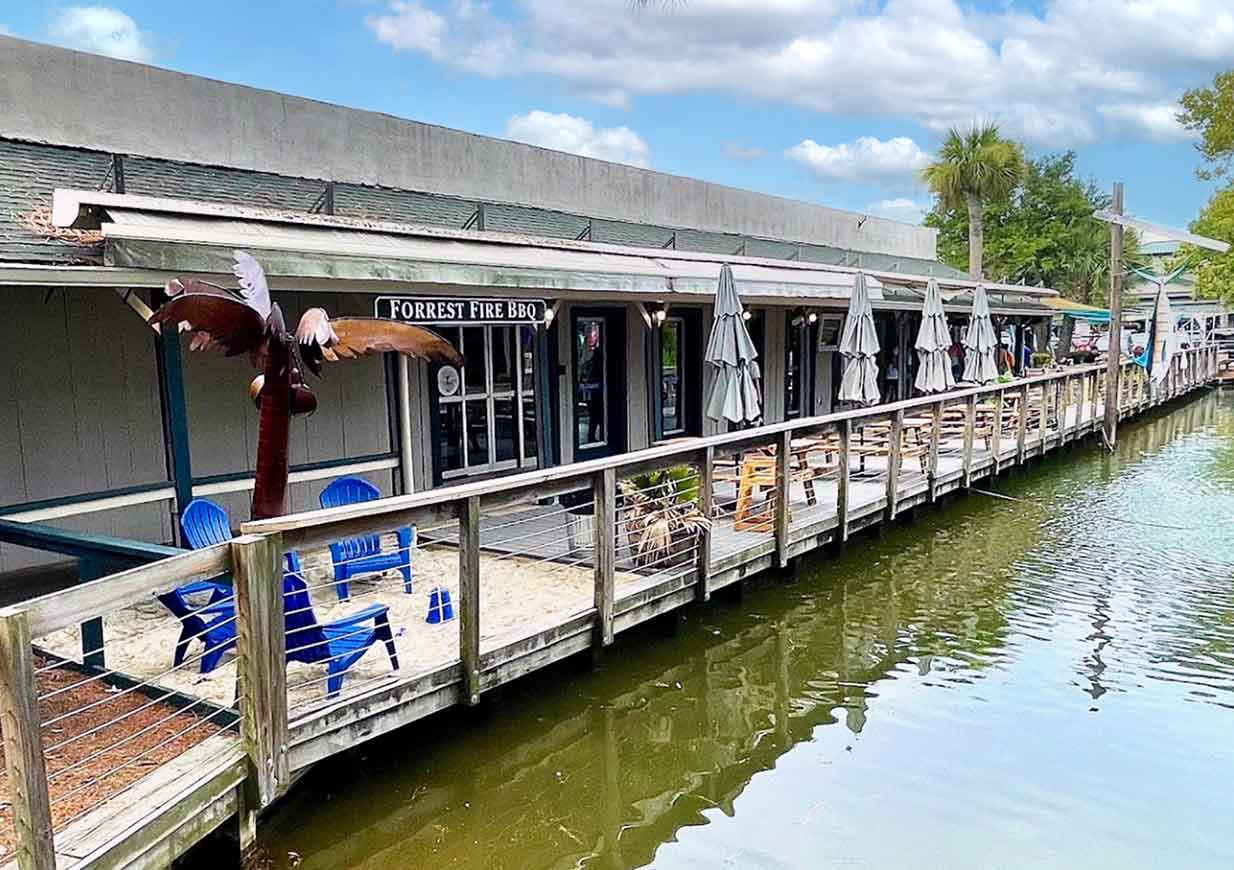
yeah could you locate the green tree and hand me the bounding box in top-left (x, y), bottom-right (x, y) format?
top-left (920, 124), bottom-right (1025, 278)
top-left (1179, 186), bottom-right (1234, 303)
top-left (925, 151), bottom-right (1138, 302)
top-left (1179, 71), bottom-right (1234, 180)
top-left (925, 152), bottom-right (1140, 353)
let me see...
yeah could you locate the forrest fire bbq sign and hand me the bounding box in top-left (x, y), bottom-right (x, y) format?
top-left (376, 296), bottom-right (545, 326)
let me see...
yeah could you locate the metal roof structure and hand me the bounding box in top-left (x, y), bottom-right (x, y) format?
top-left (1, 137), bottom-right (965, 278)
top-left (50, 189), bottom-right (1060, 317)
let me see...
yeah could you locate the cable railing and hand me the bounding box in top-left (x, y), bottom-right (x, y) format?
top-left (0, 345), bottom-right (1216, 870)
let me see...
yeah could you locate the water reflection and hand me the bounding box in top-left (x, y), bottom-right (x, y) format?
top-left (256, 393), bottom-right (1234, 870)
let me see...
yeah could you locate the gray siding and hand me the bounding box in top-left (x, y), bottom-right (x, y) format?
top-left (0, 286), bottom-right (170, 571)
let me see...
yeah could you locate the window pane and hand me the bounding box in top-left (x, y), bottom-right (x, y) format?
top-left (520, 326), bottom-right (537, 394)
top-left (494, 398), bottom-right (517, 463)
top-left (465, 399), bottom-right (489, 467)
top-left (462, 327), bottom-right (487, 395)
top-left (492, 326), bottom-right (516, 394)
top-left (522, 396), bottom-right (537, 461)
top-left (661, 319), bottom-right (682, 434)
top-left (575, 318), bottom-right (606, 447)
top-left (438, 402), bottom-right (464, 472)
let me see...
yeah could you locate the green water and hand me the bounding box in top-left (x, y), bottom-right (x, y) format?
top-left (255, 394), bottom-right (1234, 870)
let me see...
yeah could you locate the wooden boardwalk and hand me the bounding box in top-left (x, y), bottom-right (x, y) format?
top-left (0, 351), bottom-right (1215, 870)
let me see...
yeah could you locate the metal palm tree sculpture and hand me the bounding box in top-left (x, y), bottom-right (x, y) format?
top-left (149, 251), bottom-right (462, 520)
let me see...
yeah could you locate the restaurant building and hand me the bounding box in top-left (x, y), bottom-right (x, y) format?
top-left (0, 36), bottom-right (1057, 574)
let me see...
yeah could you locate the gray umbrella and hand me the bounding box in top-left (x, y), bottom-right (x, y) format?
top-left (914, 278), bottom-right (954, 394)
top-left (962, 284), bottom-right (999, 384)
top-left (838, 272), bottom-right (881, 405)
top-left (704, 264), bottom-right (762, 424)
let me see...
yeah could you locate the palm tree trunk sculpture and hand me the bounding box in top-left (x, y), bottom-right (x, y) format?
top-left (149, 252), bottom-right (462, 520)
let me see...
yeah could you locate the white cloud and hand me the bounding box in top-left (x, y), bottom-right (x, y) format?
top-left (504, 110), bottom-right (651, 167)
top-left (367, 0), bottom-right (1234, 148)
top-left (866, 197), bottom-right (929, 225)
top-left (786, 136), bottom-right (929, 186)
top-left (367, 0), bottom-right (516, 74)
top-left (723, 142), bottom-right (765, 162)
top-left (50, 5), bottom-right (153, 63)
top-left (1098, 102), bottom-right (1197, 143)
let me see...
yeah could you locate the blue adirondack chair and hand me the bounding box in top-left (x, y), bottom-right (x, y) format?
top-left (283, 551), bottom-right (400, 695)
top-left (180, 497), bottom-right (234, 549)
top-left (155, 581), bottom-right (237, 673)
top-left (152, 497), bottom-right (237, 672)
top-left (319, 476), bottom-right (414, 599)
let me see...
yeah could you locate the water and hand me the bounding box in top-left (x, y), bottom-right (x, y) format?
top-left (254, 394), bottom-right (1234, 870)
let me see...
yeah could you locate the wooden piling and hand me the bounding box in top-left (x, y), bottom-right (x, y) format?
top-left (0, 609), bottom-right (55, 870)
top-left (594, 468), bottom-right (616, 646)
top-left (232, 533), bottom-right (289, 809)
top-left (885, 410), bottom-right (904, 521)
top-left (695, 446), bottom-right (713, 602)
top-left (459, 496), bottom-right (482, 704)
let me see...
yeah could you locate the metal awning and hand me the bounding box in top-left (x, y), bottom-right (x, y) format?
top-left (51, 189), bottom-right (1060, 310)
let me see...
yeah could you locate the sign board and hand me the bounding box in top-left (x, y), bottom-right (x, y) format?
top-left (376, 296), bottom-right (546, 326)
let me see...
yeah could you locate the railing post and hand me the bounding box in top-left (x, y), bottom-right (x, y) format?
top-left (1060, 374), bottom-right (1072, 442)
top-left (885, 410), bottom-right (904, 521)
top-left (1089, 370), bottom-right (1100, 429)
top-left (231, 533), bottom-right (289, 810)
top-left (459, 495), bottom-right (482, 704)
top-left (593, 469), bottom-right (616, 645)
top-left (992, 389), bottom-right (1005, 474)
top-left (775, 429), bottom-right (792, 568)
top-left (927, 401), bottom-right (942, 501)
top-left (837, 418), bottom-right (851, 543)
top-left (1017, 381), bottom-right (1029, 464)
top-left (0, 608), bottom-right (55, 870)
top-left (961, 394), bottom-right (976, 487)
top-left (78, 556), bottom-right (106, 670)
top-left (695, 447), bottom-right (713, 602)
top-left (1035, 379), bottom-right (1047, 456)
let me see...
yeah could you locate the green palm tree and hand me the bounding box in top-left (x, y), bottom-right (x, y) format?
top-left (921, 124), bottom-right (1025, 279)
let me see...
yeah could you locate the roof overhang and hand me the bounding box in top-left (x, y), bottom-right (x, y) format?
top-left (51, 189), bottom-right (1060, 312)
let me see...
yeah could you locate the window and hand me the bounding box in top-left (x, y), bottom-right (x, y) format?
top-left (436, 325), bottom-right (539, 478)
top-left (575, 317), bottom-right (607, 448)
top-left (660, 317), bottom-right (684, 436)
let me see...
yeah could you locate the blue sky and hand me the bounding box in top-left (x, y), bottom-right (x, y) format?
top-left (2, 1), bottom-right (1230, 229)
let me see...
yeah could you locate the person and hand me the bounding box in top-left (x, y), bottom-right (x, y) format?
top-left (949, 337), bottom-right (964, 380)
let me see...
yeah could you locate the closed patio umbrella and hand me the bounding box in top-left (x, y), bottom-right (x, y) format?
top-left (914, 278), bottom-right (954, 394)
top-left (704, 264), bottom-right (762, 424)
top-left (838, 272), bottom-right (881, 405)
top-left (1149, 283), bottom-right (1176, 383)
top-left (962, 284), bottom-right (999, 384)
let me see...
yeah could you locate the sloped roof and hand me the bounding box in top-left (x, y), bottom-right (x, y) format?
top-left (1, 137), bottom-right (968, 280)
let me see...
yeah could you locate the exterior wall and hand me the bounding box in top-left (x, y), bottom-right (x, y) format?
top-left (0, 36), bottom-right (935, 261)
top-left (762, 311), bottom-right (788, 424)
top-left (0, 287), bottom-right (171, 571)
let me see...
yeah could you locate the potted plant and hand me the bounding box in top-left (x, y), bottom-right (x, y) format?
top-left (618, 466), bottom-right (711, 569)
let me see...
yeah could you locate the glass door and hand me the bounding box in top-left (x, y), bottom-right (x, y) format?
top-left (572, 308), bottom-right (626, 461)
top-left (434, 325), bottom-right (539, 480)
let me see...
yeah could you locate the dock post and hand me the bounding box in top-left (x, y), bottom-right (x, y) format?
top-left (837, 419), bottom-right (851, 544)
top-left (593, 469), bottom-right (616, 646)
top-left (459, 496), bottom-right (482, 704)
top-left (1089, 370), bottom-right (1100, 433)
top-left (776, 430), bottom-right (792, 568)
top-left (1016, 382), bottom-right (1028, 464)
top-left (0, 609), bottom-right (55, 870)
top-left (885, 410), bottom-right (904, 521)
top-left (1061, 375), bottom-right (1072, 443)
top-left (1104, 181), bottom-right (1125, 445)
top-left (232, 533), bottom-right (289, 810)
top-left (961, 394), bottom-right (976, 488)
top-left (927, 401), bottom-right (942, 502)
top-left (992, 389), bottom-right (1005, 475)
top-left (695, 447), bottom-right (714, 602)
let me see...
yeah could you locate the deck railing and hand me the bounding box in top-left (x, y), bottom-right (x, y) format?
top-left (0, 344), bottom-right (1216, 870)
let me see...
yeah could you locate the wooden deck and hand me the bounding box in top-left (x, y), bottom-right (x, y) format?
top-left (0, 351), bottom-right (1215, 870)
